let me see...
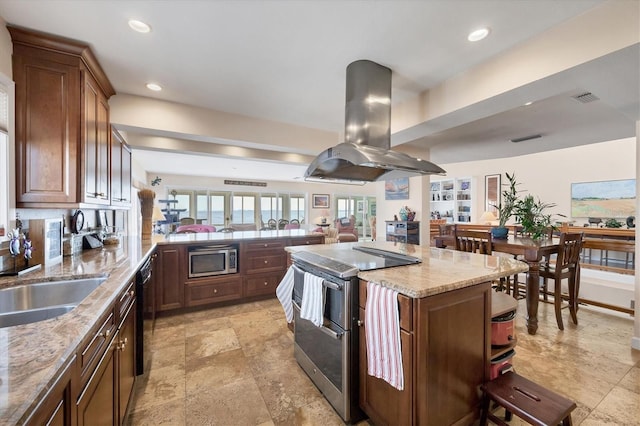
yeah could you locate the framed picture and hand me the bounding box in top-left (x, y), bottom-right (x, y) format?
top-left (357, 200), bottom-right (364, 213)
top-left (312, 194), bottom-right (330, 208)
top-left (485, 174), bottom-right (501, 213)
top-left (571, 179), bottom-right (636, 218)
top-left (385, 177), bottom-right (409, 200)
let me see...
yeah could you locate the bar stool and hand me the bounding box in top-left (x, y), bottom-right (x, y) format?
top-left (480, 371), bottom-right (576, 426)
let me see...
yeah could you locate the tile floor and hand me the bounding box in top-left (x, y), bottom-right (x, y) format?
top-left (126, 296), bottom-right (640, 425)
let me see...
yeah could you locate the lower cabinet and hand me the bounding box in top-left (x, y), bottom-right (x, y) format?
top-left (76, 287), bottom-right (137, 426)
top-left (155, 245), bottom-right (184, 311)
top-left (25, 355), bottom-right (76, 426)
top-left (358, 280), bottom-right (491, 425)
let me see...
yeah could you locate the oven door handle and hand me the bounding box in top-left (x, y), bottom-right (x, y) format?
top-left (318, 325), bottom-right (343, 340)
top-left (292, 265), bottom-right (343, 291)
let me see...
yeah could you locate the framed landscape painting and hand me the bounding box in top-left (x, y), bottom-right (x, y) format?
top-left (312, 194), bottom-right (330, 208)
top-left (571, 179), bottom-right (636, 218)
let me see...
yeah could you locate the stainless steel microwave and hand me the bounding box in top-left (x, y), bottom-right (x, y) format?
top-left (188, 245), bottom-right (238, 278)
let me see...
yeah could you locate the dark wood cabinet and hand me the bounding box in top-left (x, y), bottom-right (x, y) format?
top-left (385, 221), bottom-right (420, 245)
top-left (25, 355), bottom-right (76, 426)
top-left (358, 280), bottom-right (491, 425)
top-left (117, 300), bottom-right (136, 424)
top-left (242, 239), bottom-right (287, 296)
top-left (76, 334), bottom-right (116, 426)
top-left (185, 275), bottom-right (243, 307)
top-left (110, 127), bottom-right (132, 207)
top-left (9, 26), bottom-right (115, 208)
top-left (155, 245), bottom-right (185, 311)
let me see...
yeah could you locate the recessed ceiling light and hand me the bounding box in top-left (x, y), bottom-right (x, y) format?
top-left (128, 19), bottom-right (151, 33)
top-left (524, 101), bottom-right (533, 106)
top-left (146, 83), bottom-right (162, 91)
top-left (468, 27), bottom-right (490, 42)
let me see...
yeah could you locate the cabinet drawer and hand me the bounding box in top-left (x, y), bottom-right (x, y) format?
top-left (185, 276), bottom-right (243, 307)
top-left (245, 254), bottom-right (286, 274)
top-left (359, 280), bottom-right (413, 332)
top-left (117, 280), bottom-right (135, 324)
top-left (288, 236), bottom-right (324, 246)
top-left (244, 240), bottom-right (286, 251)
top-left (244, 272), bottom-right (285, 297)
top-left (79, 309), bottom-right (116, 383)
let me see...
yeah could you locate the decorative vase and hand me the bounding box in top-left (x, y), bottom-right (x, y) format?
top-left (407, 212), bottom-right (416, 221)
top-left (399, 212), bottom-right (408, 221)
top-left (491, 226), bottom-right (509, 239)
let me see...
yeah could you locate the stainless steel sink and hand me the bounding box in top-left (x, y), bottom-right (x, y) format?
top-left (0, 277), bottom-right (107, 328)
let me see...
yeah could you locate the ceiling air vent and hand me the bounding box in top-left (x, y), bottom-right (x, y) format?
top-left (572, 92), bottom-right (600, 103)
top-left (510, 134), bottom-right (542, 143)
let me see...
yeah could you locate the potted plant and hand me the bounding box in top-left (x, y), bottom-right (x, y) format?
top-left (490, 172), bottom-right (519, 239)
top-left (513, 194), bottom-right (556, 240)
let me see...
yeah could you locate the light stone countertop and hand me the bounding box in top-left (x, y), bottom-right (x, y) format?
top-left (287, 241), bottom-right (529, 298)
top-left (0, 229), bottom-right (320, 424)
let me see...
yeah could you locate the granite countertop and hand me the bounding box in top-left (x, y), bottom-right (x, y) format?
top-left (0, 236), bottom-right (156, 424)
top-left (286, 241), bottom-right (529, 298)
top-left (162, 228), bottom-right (320, 244)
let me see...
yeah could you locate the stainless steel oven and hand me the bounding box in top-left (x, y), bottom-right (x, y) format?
top-left (188, 245), bottom-right (238, 278)
top-left (290, 246), bottom-right (420, 424)
top-left (291, 264), bottom-right (363, 424)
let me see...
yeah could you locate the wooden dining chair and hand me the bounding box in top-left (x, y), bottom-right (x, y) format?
top-left (509, 226), bottom-right (554, 300)
top-left (539, 232), bottom-right (584, 330)
top-left (454, 229), bottom-right (492, 254)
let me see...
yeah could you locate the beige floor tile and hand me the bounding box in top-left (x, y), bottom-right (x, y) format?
top-left (185, 377), bottom-right (272, 426)
top-left (129, 296), bottom-right (638, 426)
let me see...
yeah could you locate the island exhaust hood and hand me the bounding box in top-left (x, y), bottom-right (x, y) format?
top-left (304, 60), bottom-right (445, 184)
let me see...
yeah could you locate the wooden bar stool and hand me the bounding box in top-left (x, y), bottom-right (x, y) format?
top-left (480, 371), bottom-right (576, 426)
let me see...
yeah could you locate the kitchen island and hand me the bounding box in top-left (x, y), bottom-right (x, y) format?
top-left (287, 241), bottom-right (528, 425)
top-left (0, 229), bottom-right (321, 425)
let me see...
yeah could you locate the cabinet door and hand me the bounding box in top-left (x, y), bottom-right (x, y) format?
top-left (156, 246), bottom-right (185, 311)
top-left (118, 301), bottom-right (136, 424)
top-left (358, 308), bottom-right (413, 426)
top-left (111, 127), bottom-right (132, 207)
top-left (13, 51), bottom-right (80, 204)
top-left (83, 71), bottom-right (110, 205)
top-left (25, 355), bottom-right (75, 426)
top-left (76, 336), bottom-right (116, 426)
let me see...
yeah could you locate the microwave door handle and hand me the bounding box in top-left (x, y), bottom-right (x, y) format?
top-left (291, 265), bottom-right (342, 291)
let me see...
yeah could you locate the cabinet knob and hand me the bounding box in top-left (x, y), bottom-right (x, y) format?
top-left (264, 243), bottom-right (268, 247)
top-left (118, 337), bottom-right (128, 351)
top-left (357, 320), bottom-right (364, 327)
top-left (264, 260), bottom-right (268, 264)
top-left (101, 328), bottom-right (111, 338)
top-left (129, 289), bottom-right (134, 297)
top-left (264, 281), bottom-right (268, 286)
top-left (213, 289), bottom-right (218, 294)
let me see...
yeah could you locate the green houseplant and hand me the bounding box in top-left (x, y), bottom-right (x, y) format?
top-left (490, 172), bottom-right (519, 239)
top-left (513, 194), bottom-right (556, 240)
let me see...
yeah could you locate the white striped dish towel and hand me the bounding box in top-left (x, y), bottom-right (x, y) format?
top-left (365, 281), bottom-right (404, 391)
top-left (300, 272), bottom-right (325, 327)
top-left (275, 267), bottom-right (295, 323)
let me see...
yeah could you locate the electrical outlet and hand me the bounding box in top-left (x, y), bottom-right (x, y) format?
top-left (631, 300), bottom-right (635, 310)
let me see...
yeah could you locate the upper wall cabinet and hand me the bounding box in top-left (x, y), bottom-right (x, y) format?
top-left (111, 127), bottom-right (131, 207)
top-left (10, 26), bottom-right (116, 208)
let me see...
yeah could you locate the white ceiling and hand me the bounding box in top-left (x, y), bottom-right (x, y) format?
top-left (0, 0), bottom-right (638, 181)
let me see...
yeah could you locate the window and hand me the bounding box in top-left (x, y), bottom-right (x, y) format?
top-left (260, 194), bottom-right (282, 224)
top-left (210, 193), bottom-right (226, 227)
top-left (289, 195), bottom-right (305, 222)
top-left (232, 194), bottom-right (255, 224)
top-left (336, 197), bottom-right (356, 219)
top-left (196, 192), bottom-right (208, 223)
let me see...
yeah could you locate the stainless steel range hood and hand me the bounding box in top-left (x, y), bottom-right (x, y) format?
top-left (305, 60), bottom-right (445, 184)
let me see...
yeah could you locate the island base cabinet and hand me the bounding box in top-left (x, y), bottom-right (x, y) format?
top-left (358, 307), bottom-right (413, 426)
top-left (358, 281), bottom-right (491, 426)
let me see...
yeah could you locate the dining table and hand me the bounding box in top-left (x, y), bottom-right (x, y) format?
top-left (435, 234), bottom-right (560, 335)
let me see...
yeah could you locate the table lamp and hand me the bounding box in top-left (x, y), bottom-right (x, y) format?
top-left (479, 211), bottom-right (497, 225)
